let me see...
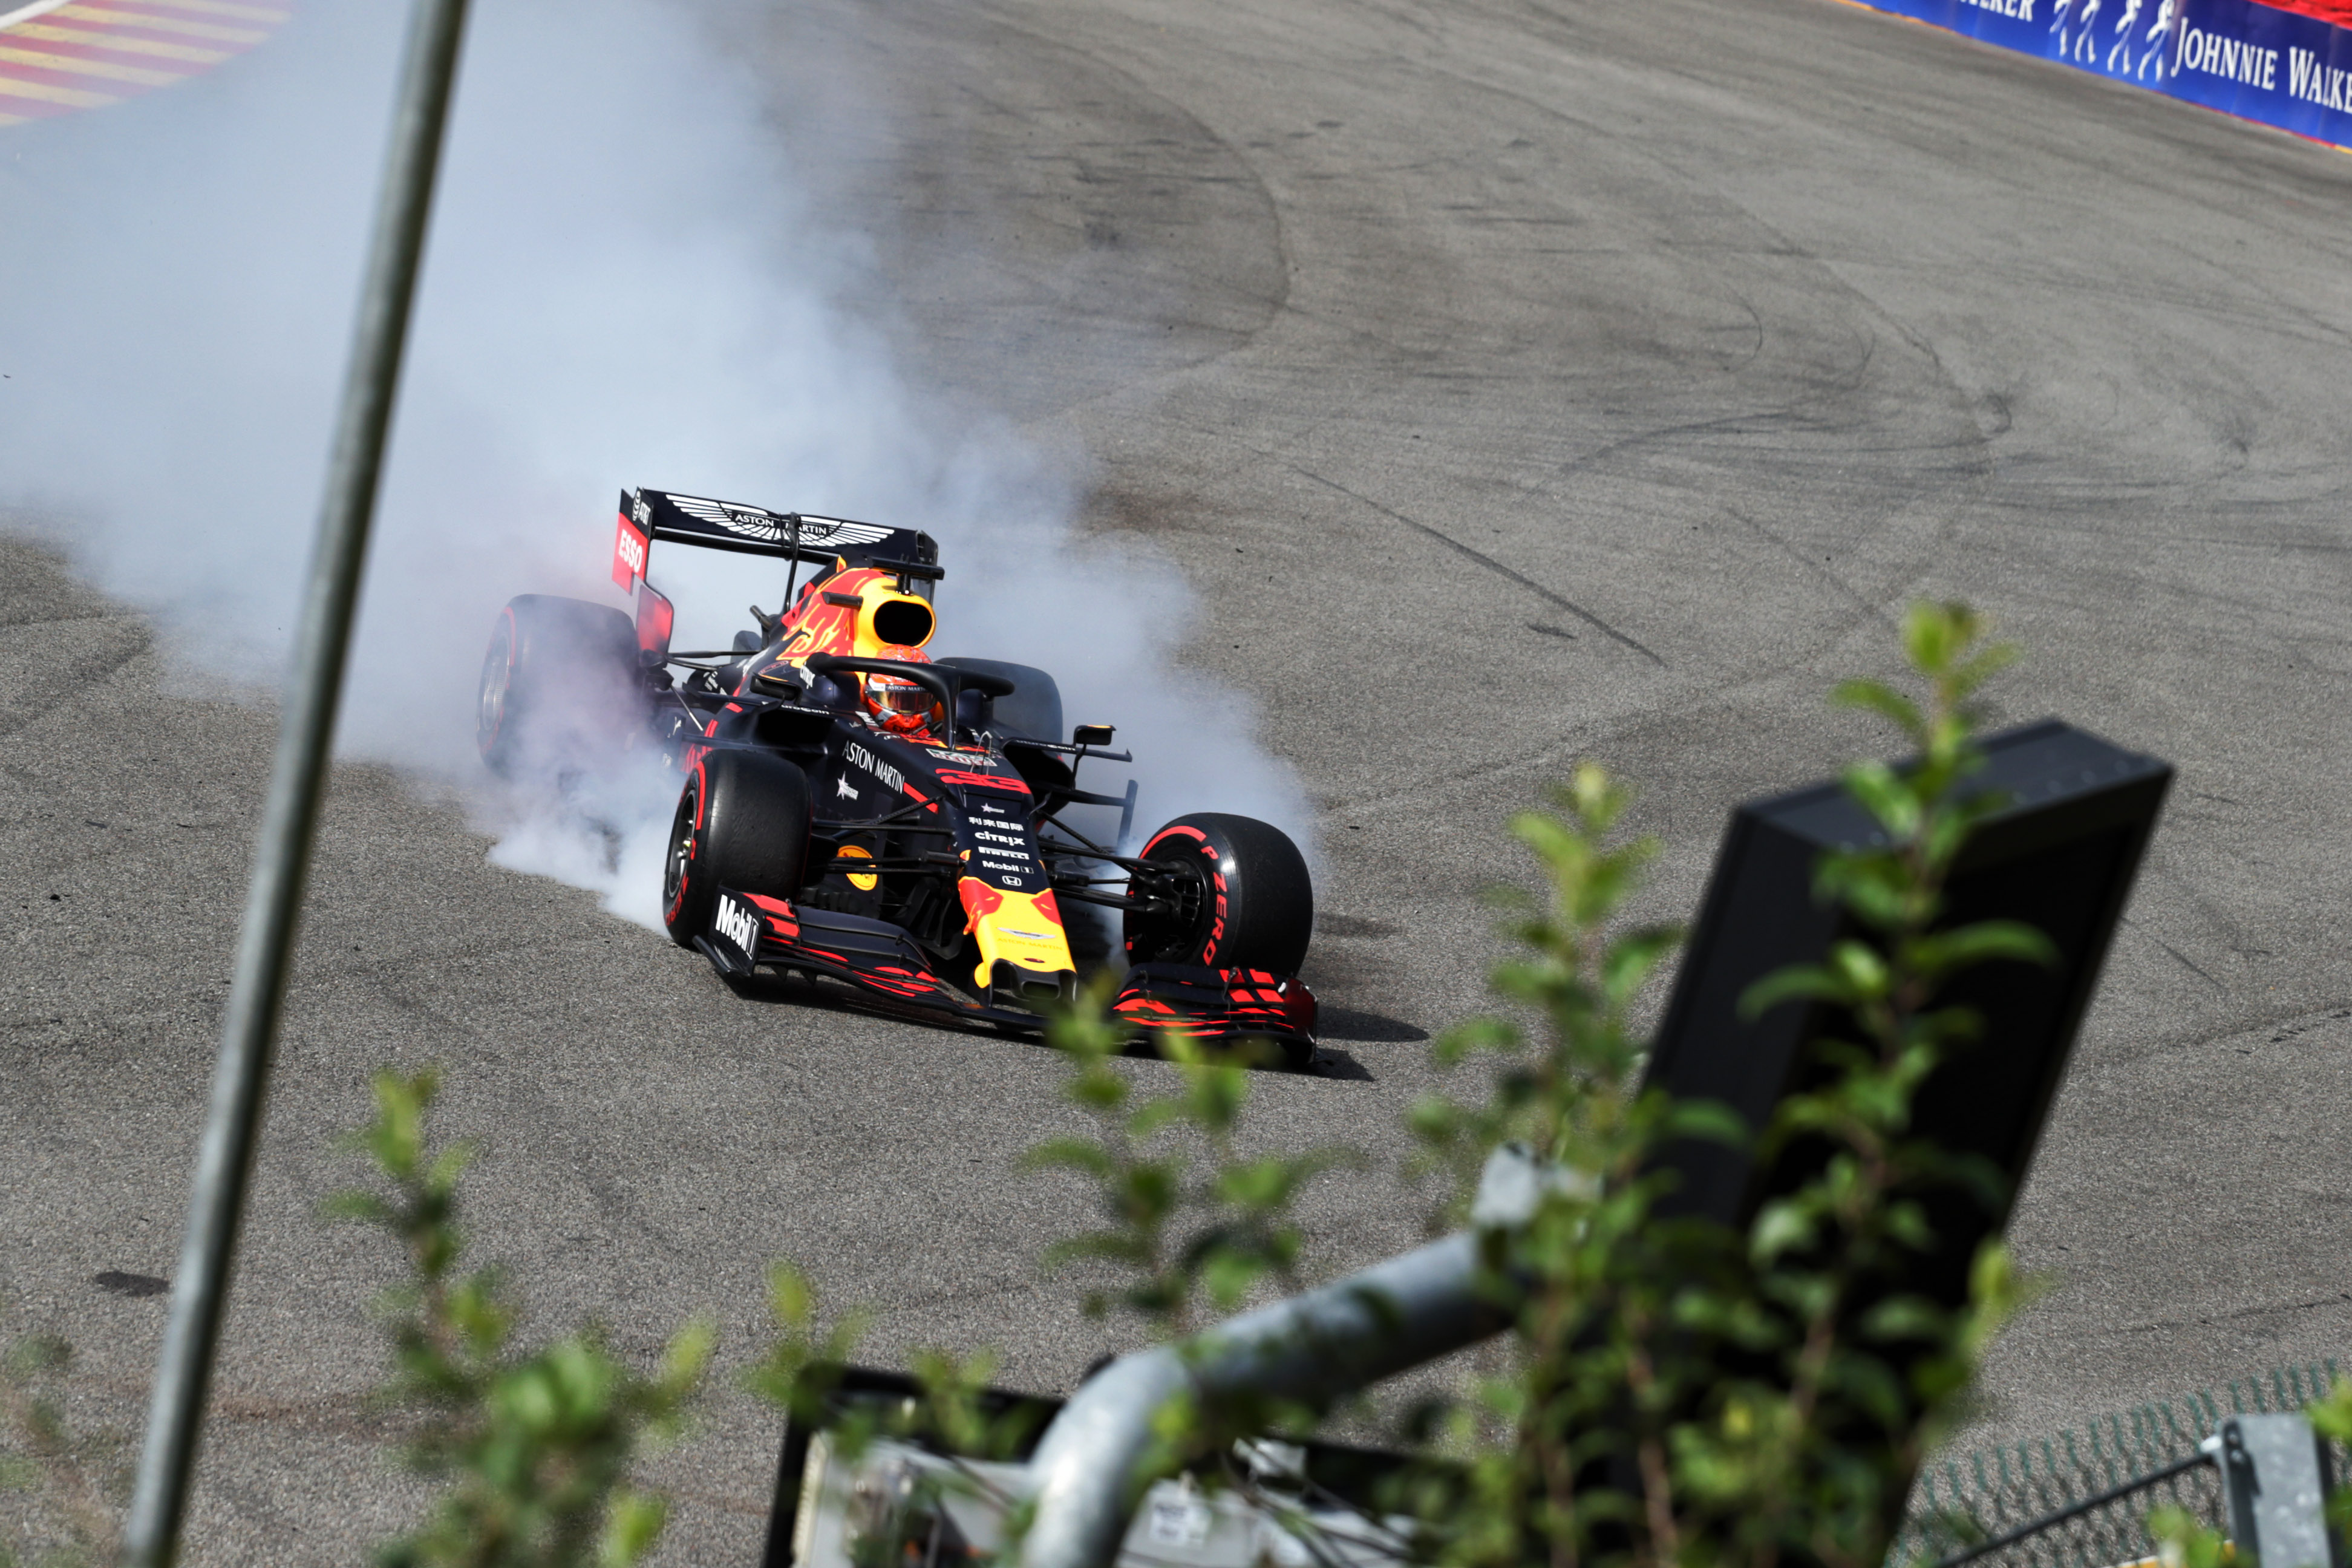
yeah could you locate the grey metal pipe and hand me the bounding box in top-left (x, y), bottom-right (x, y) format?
top-left (119, 2), bottom-right (471, 1561)
top-left (1019, 1230), bottom-right (1505, 1568)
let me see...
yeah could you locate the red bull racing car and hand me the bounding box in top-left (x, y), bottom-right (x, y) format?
top-left (475, 488), bottom-right (1319, 1065)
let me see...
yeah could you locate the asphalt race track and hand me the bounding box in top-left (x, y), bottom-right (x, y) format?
top-left (8, 0), bottom-right (2352, 1560)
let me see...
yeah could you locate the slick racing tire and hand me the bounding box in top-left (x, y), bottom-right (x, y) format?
top-left (662, 749), bottom-right (812, 949)
top-left (938, 656), bottom-right (1063, 743)
top-left (477, 595), bottom-right (644, 776)
top-left (1124, 812), bottom-right (1313, 976)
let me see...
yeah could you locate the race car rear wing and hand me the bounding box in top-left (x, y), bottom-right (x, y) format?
top-left (612, 488), bottom-right (941, 664)
top-left (610, 487), bottom-right (937, 587)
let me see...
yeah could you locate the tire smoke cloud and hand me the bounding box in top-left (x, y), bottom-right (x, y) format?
top-left (0, 0), bottom-right (1309, 933)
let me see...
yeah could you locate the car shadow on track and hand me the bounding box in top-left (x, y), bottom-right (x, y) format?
top-left (710, 967), bottom-right (1403, 1079)
top-left (1301, 1006), bottom-right (1429, 1082)
top-left (1307, 1047), bottom-right (1374, 1080)
top-left (1315, 1006), bottom-right (1428, 1044)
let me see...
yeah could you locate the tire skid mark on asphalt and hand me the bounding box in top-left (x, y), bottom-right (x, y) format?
top-left (918, 18), bottom-right (1295, 436)
top-left (1304, 501), bottom-right (1968, 822)
top-left (1281, 460), bottom-right (1668, 665)
top-left (1384, 41), bottom-right (2011, 498)
top-left (0, 604), bottom-right (135, 632)
top-left (0, 0), bottom-right (289, 128)
top-left (1719, 503), bottom-right (1901, 634)
top-left (0, 612), bottom-right (151, 743)
top-left (2109, 1289), bottom-right (2352, 1338)
top-left (1312, 653), bottom-right (1861, 822)
top-left (2149, 932), bottom-right (2230, 995)
top-left (952, 2), bottom-right (1296, 324)
top-left (2007, 995), bottom-right (2345, 1081)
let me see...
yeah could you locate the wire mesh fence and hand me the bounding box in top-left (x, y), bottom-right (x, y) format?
top-left (1892, 1361), bottom-right (2342, 1568)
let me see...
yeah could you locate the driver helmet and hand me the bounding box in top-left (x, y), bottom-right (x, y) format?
top-left (863, 647), bottom-right (941, 734)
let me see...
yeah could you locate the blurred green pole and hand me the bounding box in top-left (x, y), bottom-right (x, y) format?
top-left (120, 0), bottom-right (471, 1560)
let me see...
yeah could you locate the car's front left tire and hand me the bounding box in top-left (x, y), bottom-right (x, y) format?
top-left (662, 749), bottom-right (812, 949)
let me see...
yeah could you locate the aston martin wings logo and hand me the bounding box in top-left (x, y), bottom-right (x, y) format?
top-left (659, 492), bottom-right (895, 552)
top-left (666, 493), bottom-right (788, 542)
top-left (796, 514), bottom-right (896, 550)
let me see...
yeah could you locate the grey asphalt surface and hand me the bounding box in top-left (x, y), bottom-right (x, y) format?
top-left (8, 0), bottom-right (2352, 1560)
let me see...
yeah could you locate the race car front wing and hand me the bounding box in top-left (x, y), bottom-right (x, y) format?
top-left (701, 885), bottom-right (1318, 1060)
top-left (1110, 962), bottom-right (1318, 1058)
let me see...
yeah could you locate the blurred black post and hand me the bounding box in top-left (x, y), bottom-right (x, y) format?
top-left (1638, 719), bottom-right (2169, 1557)
top-left (1642, 719), bottom-right (2171, 1282)
top-left (120, 1), bottom-right (472, 1561)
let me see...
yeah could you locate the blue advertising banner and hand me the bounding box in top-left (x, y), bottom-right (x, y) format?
top-left (1851, 0), bottom-right (2352, 151)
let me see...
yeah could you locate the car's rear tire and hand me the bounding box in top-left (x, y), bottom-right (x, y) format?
top-left (477, 595), bottom-right (642, 776)
top-left (662, 749), bottom-right (812, 948)
top-left (1123, 812), bottom-right (1313, 975)
top-left (938, 656), bottom-right (1063, 743)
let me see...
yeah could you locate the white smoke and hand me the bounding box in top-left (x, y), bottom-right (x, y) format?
top-left (0, 0), bottom-right (1308, 936)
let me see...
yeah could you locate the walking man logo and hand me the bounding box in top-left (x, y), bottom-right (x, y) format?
top-left (2073, 0), bottom-right (2105, 62)
top-left (2137, 0), bottom-right (2178, 81)
top-left (2106, 0), bottom-right (2144, 71)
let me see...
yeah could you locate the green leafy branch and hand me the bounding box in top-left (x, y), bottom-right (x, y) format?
top-left (740, 1261), bottom-right (866, 1443)
top-left (325, 1068), bottom-right (711, 1568)
top-left (1399, 766), bottom-right (1735, 1568)
top-left (1408, 762), bottom-right (1687, 1223)
top-left (1385, 602), bottom-right (2055, 1568)
top-left (1635, 604), bottom-right (2043, 1568)
top-left (1026, 977), bottom-right (1353, 1342)
top-left (0, 1323), bottom-right (120, 1568)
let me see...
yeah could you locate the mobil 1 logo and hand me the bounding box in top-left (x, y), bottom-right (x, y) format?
top-left (712, 890), bottom-right (761, 967)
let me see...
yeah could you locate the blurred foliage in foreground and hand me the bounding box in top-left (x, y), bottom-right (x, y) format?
top-left (1395, 604), bottom-right (2051, 1568)
top-left (1028, 602), bottom-right (2058, 1568)
top-left (0, 1321), bottom-right (120, 1568)
top-left (324, 1070), bottom-right (710, 1568)
top-left (1027, 1000), bottom-right (1356, 1342)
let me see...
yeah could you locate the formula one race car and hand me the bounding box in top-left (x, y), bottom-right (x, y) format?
top-left (475, 488), bottom-right (1319, 1064)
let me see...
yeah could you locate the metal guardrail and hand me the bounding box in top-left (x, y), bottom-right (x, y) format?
top-left (1018, 1231), bottom-right (1501, 1568)
top-left (1006, 1145), bottom-right (1584, 1568)
top-left (1016, 1273), bottom-right (2345, 1568)
top-left (780, 1350), bottom-right (2348, 1568)
top-left (1895, 1362), bottom-right (2342, 1568)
